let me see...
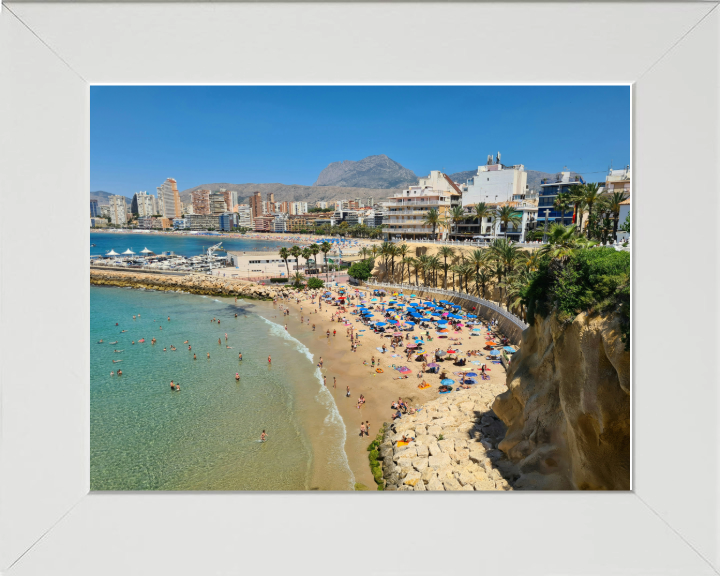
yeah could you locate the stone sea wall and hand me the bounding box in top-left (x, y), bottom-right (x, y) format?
top-left (90, 269), bottom-right (279, 300)
top-left (492, 310), bottom-right (631, 490)
top-left (379, 385), bottom-right (516, 491)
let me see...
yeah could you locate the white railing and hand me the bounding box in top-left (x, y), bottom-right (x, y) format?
top-left (366, 280), bottom-right (529, 331)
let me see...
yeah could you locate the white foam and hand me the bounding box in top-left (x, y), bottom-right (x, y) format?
top-left (259, 316), bottom-right (355, 488)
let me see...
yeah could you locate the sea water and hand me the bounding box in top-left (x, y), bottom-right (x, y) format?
top-left (90, 286), bottom-right (354, 491)
top-left (90, 232), bottom-right (294, 258)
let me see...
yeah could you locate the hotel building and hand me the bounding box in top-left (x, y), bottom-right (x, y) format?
top-left (383, 171), bottom-right (461, 240)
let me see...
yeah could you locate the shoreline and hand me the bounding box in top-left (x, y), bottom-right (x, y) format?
top-left (274, 285), bottom-right (511, 489)
top-left (89, 270), bottom-right (514, 490)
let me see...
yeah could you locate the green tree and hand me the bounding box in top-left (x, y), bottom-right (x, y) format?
top-left (582, 183), bottom-right (602, 239)
top-left (445, 205), bottom-right (466, 238)
top-left (608, 191), bottom-right (629, 242)
top-left (553, 192), bottom-right (573, 226)
top-left (290, 245), bottom-right (301, 274)
top-left (307, 277), bottom-right (324, 289)
top-left (437, 246), bottom-right (455, 288)
top-left (309, 243), bottom-right (320, 277)
top-left (470, 202), bottom-right (493, 235)
top-left (320, 241), bottom-right (332, 281)
top-left (495, 205), bottom-right (522, 239)
top-left (422, 208), bottom-right (441, 240)
top-left (279, 247), bottom-right (291, 278)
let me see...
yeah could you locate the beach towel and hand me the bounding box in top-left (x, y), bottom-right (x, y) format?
top-left (376, 347), bottom-right (384, 352)
top-left (396, 441), bottom-right (410, 447)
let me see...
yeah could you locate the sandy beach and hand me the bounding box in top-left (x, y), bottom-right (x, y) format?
top-left (273, 284), bottom-right (509, 488)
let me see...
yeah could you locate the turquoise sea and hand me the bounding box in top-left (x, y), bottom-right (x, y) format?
top-left (90, 232), bottom-right (294, 258)
top-left (90, 285), bottom-right (353, 491)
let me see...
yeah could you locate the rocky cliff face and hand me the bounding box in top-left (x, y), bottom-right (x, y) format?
top-left (492, 310), bottom-right (630, 490)
top-left (314, 154), bottom-right (417, 189)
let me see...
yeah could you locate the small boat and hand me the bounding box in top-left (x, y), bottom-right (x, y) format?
top-left (91, 243), bottom-right (96, 247)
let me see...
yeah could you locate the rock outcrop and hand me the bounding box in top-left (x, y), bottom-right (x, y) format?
top-left (379, 386), bottom-right (516, 491)
top-left (90, 268), bottom-right (279, 300)
top-left (492, 311), bottom-right (630, 490)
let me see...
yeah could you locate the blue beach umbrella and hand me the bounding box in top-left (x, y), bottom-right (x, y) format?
top-left (467, 314), bottom-right (477, 318)
top-left (503, 346), bottom-right (516, 353)
top-left (465, 372), bottom-right (478, 377)
top-left (410, 294), bottom-right (417, 298)
top-left (375, 322), bottom-right (387, 327)
top-left (489, 350), bottom-right (501, 356)
top-left (404, 321), bottom-right (415, 325)
top-left (441, 379), bottom-right (455, 385)
top-left (439, 300), bottom-right (451, 305)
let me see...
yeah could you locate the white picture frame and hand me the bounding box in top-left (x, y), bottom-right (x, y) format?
top-left (1, 2), bottom-right (718, 574)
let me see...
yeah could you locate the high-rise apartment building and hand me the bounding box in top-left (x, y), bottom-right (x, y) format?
top-left (109, 195), bottom-right (128, 226)
top-left (237, 204), bottom-right (253, 228)
top-left (90, 199), bottom-right (99, 217)
top-left (210, 192), bottom-right (228, 215)
top-left (267, 193), bottom-right (275, 205)
top-left (156, 178), bottom-right (182, 219)
top-left (250, 191), bottom-right (263, 218)
top-left (191, 189), bottom-right (211, 215)
top-left (132, 191), bottom-right (158, 218)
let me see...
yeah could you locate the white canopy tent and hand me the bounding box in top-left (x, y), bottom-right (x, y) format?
top-left (121, 249), bottom-right (135, 255)
top-left (140, 247), bottom-right (153, 254)
top-left (105, 249), bottom-right (119, 257)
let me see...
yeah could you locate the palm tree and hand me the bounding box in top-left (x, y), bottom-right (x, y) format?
top-left (309, 243), bottom-right (320, 277)
top-left (468, 248), bottom-right (487, 277)
top-left (470, 202), bottom-right (493, 235)
top-left (553, 192), bottom-right (572, 226)
top-left (401, 256), bottom-right (414, 284)
top-left (474, 269), bottom-right (492, 299)
top-left (290, 245), bottom-right (301, 275)
top-left (445, 205), bottom-right (466, 239)
top-left (396, 244), bottom-right (410, 279)
top-left (608, 191), bottom-right (629, 242)
top-left (408, 257), bottom-right (420, 286)
top-left (301, 247), bottom-right (312, 273)
top-left (461, 262), bottom-right (475, 294)
top-left (582, 183), bottom-right (602, 239)
top-left (279, 247), bottom-right (291, 278)
top-left (291, 271), bottom-right (306, 288)
top-left (568, 184), bottom-right (587, 233)
top-left (422, 208), bottom-right (442, 240)
top-left (437, 246), bottom-right (455, 288)
top-left (370, 244), bottom-right (379, 259)
top-left (389, 244), bottom-right (399, 279)
top-left (428, 256), bottom-right (441, 288)
top-left (540, 223), bottom-right (595, 261)
top-left (416, 254), bottom-right (430, 286)
top-left (359, 246), bottom-right (369, 259)
top-left (495, 205), bottom-right (522, 239)
top-left (320, 241), bottom-right (332, 281)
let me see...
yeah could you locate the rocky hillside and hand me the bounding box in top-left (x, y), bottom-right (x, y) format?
top-left (91, 190), bottom-right (132, 205)
top-left (492, 310), bottom-right (630, 490)
top-left (179, 182), bottom-right (399, 206)
top-left (314, 154), bottom-right (417, 189)
top-left (492, 248), bottom-right (631, 490)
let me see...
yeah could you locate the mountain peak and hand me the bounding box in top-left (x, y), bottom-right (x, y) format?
top-left (314, 154), bottom-right (417, 189)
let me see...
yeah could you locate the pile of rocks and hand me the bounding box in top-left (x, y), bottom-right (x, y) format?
top-left (90, 269), bottom-right (278, 300)
top-left (379, 386), bottom-right (517, 491)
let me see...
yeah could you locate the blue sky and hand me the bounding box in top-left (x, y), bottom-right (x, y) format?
top-left (91, 86), bottom-right (630, 195)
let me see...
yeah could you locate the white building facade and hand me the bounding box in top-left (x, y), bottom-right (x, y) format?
top-left (462, 155), bottom-right (528, 208)
top-left (236, 204), bottom-right (253, 228)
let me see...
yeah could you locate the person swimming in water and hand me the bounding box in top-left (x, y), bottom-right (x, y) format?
top-left (97, 340), bottom-right (104, 343)
top-left (110, 371), bottom-right (115, 376)
top-left (238, 352), bottom-right (242, 361)
top-left (110, 341), bottom-right (118, 344)
top-left (163, 348), bottom-right (167, 352)
top-left (193, 353), bottom-right (197, 360)
top-left (235, 373), bottom-right (240, 381)
top-left (183, 340), bottom-right (189, 344)
top-left (117, 370), bottom-right (122, 376)
top-left (261, 430), bottom-right (267, 442)
top-left (226, 345), bottom-right (233, 349)
top-left (112, 359), bottom-right (122, 363)
top-left (170, 380), bottom-right (176, 390)
top-left (207, 352), bottom-right (210, 359)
